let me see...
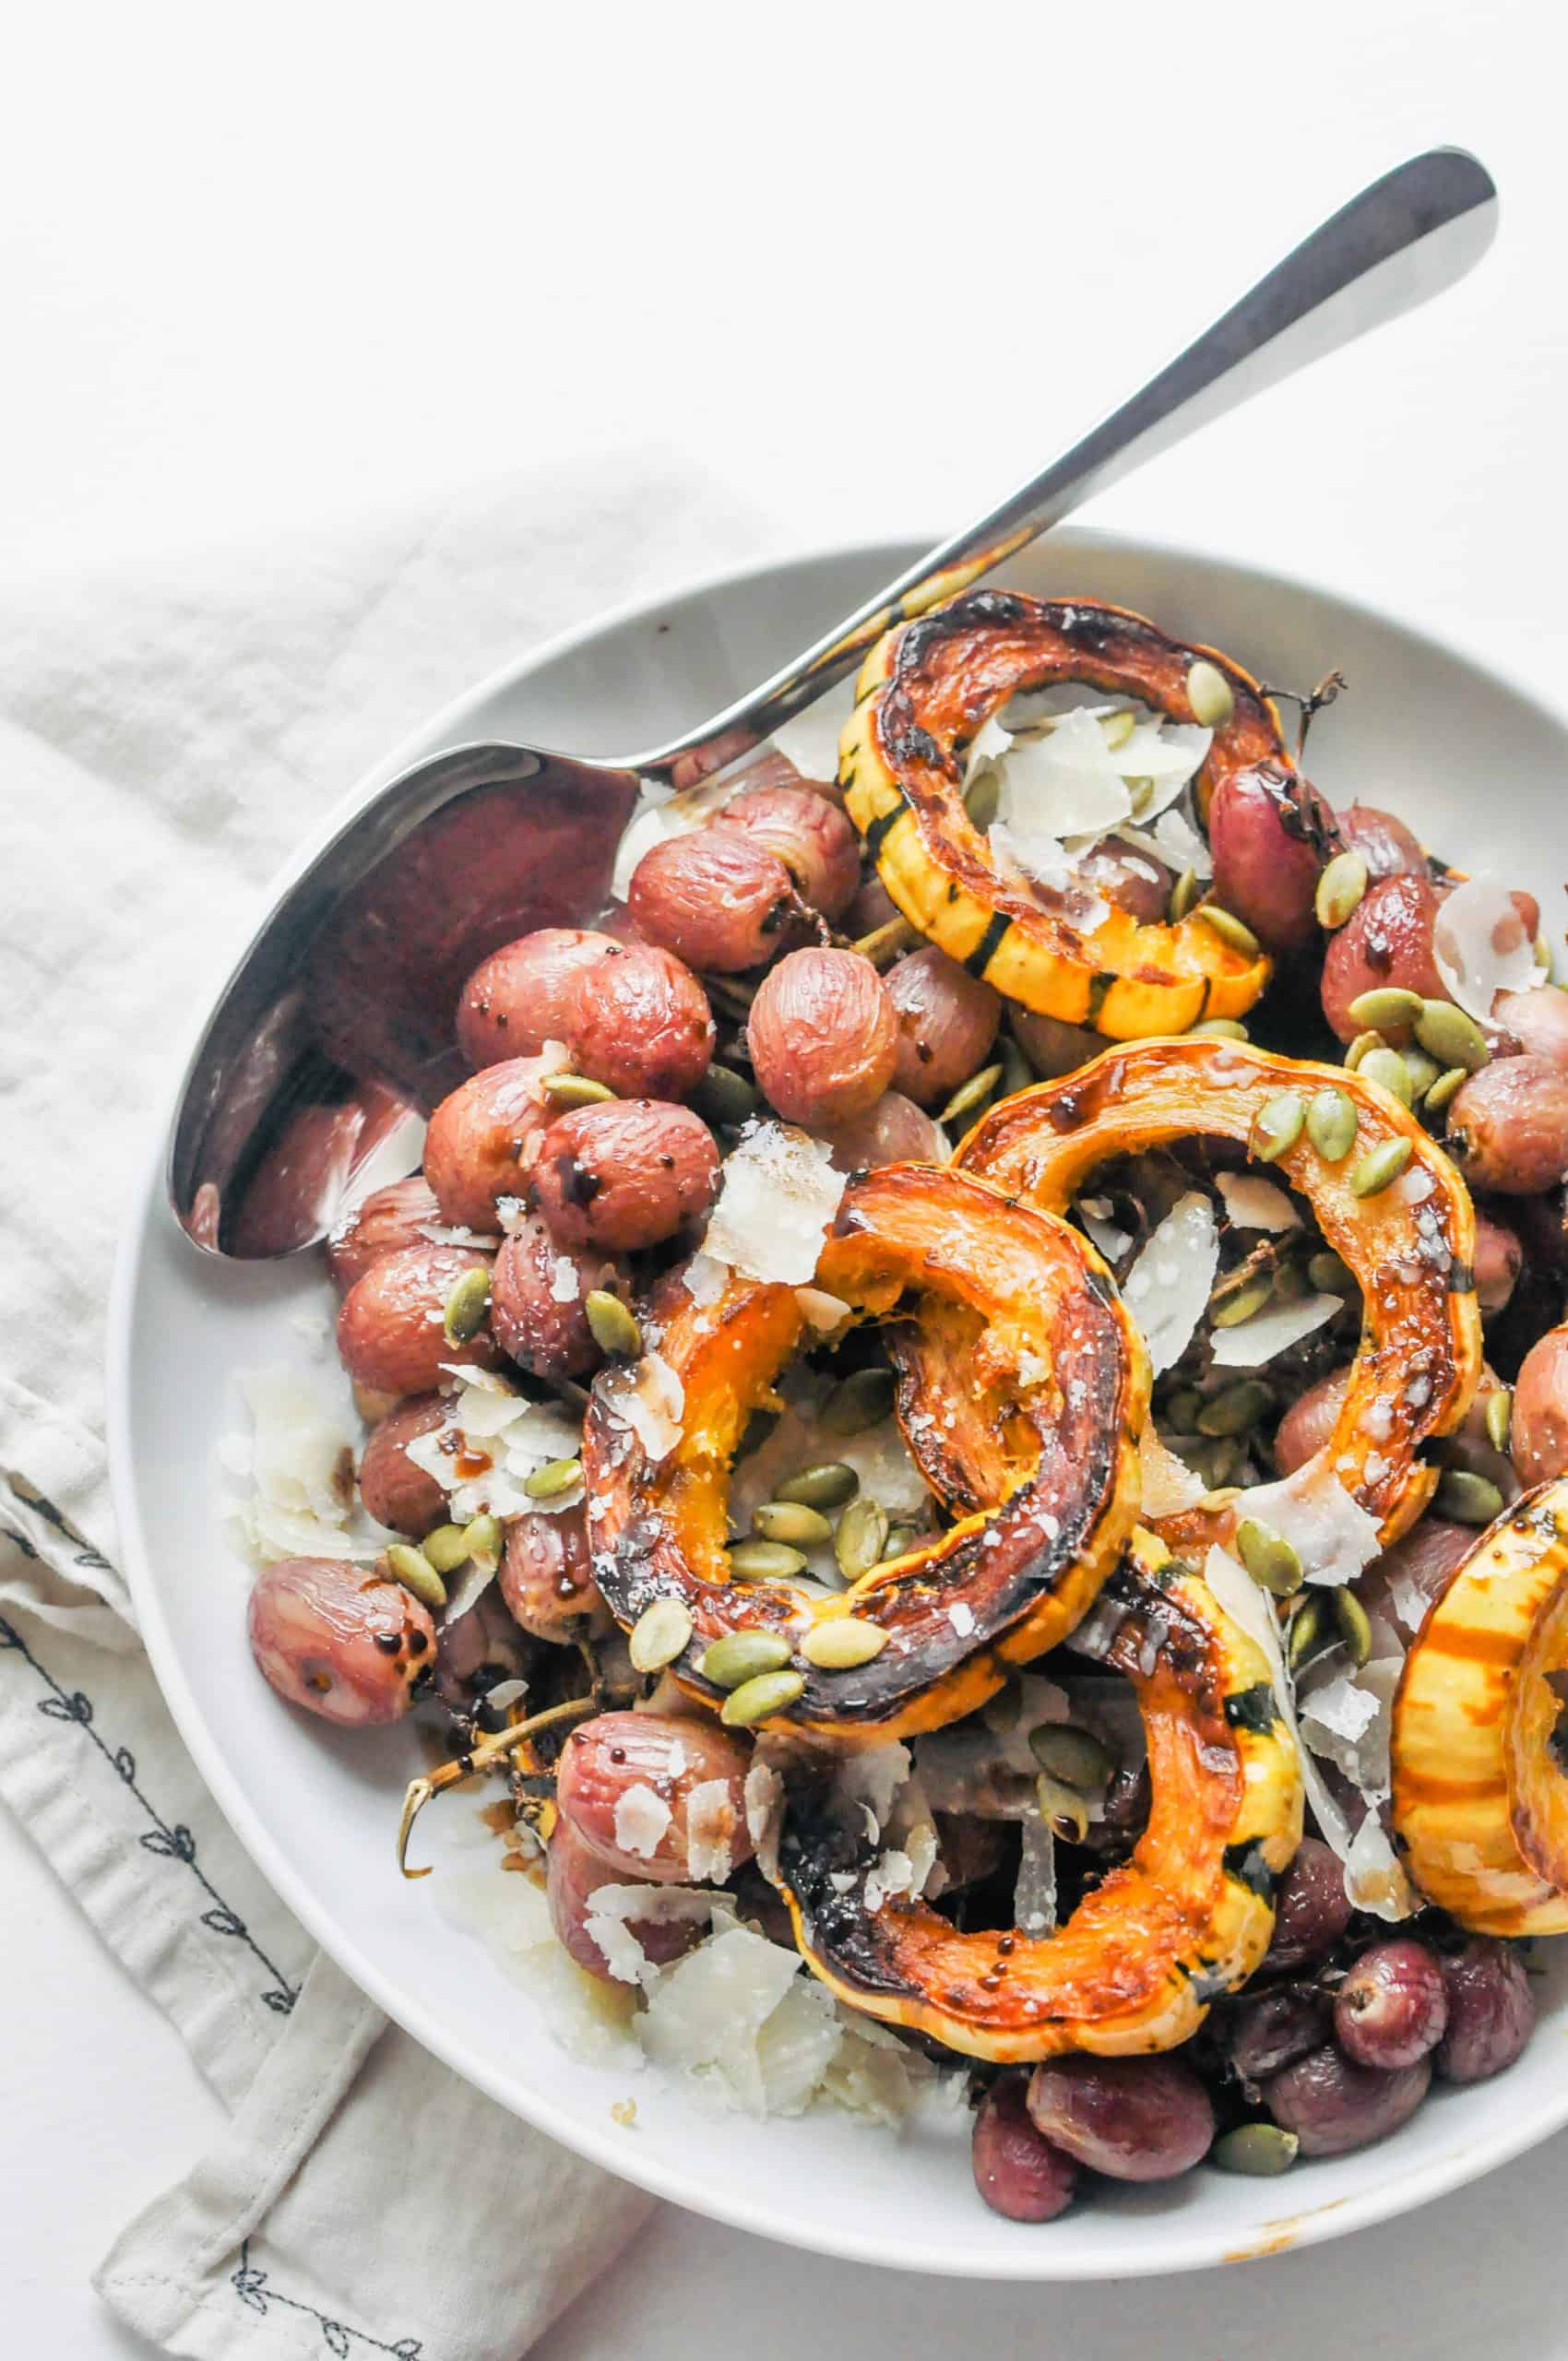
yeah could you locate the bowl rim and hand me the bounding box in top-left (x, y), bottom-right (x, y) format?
top-left (107, 524), bottom-right (1568, 2278)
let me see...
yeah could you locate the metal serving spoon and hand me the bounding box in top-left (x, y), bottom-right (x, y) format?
top-left (171, 146), bottom-right (1496, 1259)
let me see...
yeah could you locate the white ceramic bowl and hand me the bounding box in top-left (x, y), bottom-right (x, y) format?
top-left (110, 528), bottom-right (1568, 2277)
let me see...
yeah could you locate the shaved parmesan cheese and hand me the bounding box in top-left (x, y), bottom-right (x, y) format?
top-left (1075, 1202), bottom-right (1133, 1263)
top-left (1113, 718), bottom-right (1212, 817)
top-left (1433, 873), bottom-right (1543, 1022)
top-left (997, 706), bottom-right (1134, 838)
top-left (743, 1757), bottom-right (784, 1881)
top-left (596, 1352), bottom-right (684, 1464)
top-left (1210, 1291), bottom-right (1341, 1369)
top-left (404, 1368), bottom-right (583, 1524)
top-left (864, 1848), bottom-right (918, 1912)
top-left (1203, 1546), bottom-right (1414, 1921)
top-left (703, 1120), bottom-right (846, 1286)
top-left (549, 1256), bottom-right (581, 1304)
top-left (684, 1779), bottom-right (740, 1883)
top-left (837, 1743), bottom-right (913, 1837)
top-left (636, 1925), bottom-right (804, 2113)
top-left (229, 1368), bottom-right (385, 1564)
top-left (1216, 1173), bottom-right (1301, 1233)
top-left (1015, 1814), bottom-right (1057, 1936)
top-left (1122, 1192), bottom-right (1219, 1374)
top-left (1140, 1426), bottom-right (1206, 1514)
top-left (613, 1784), bottom-right (672, 1861)
top-left (964, 712), bottom-right (1014, 785)
top-left (769, 676), bottom-right (856, 789)
top-left (683, 1250), bottom-right (730, 1308)
top-left (795, 1286), bottom-right (851, 1333)
top-left (1241, 1455), bottom-right (1383, 1587)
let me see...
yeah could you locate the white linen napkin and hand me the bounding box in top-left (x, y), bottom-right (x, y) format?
top-left (0, 450), bottom-right (777, 2359)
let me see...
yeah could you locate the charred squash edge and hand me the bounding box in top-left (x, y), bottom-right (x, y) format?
top-left (837, 589), bottom-right (1283, 1037)
top-left (580, 1161), bottom-right (1148, 1743)
top-left (773, 1528), bottom-right (1303, 2061)
top-left (955, 1037), bottom-right (1482, 1555)
top-left (1392, 1477), bottom-right (1568, 1934)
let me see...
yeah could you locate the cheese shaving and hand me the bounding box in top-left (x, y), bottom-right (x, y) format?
top-left (1209, 1291), bottom-right (1341, 1370)
top-left (404, 1367), bottom-right (583, 1524)
top-left (1216, 1173), bottom-right (1301, 1233)
top-left (1241, 1455), bottom-right (1383, 1587)
top-left (702, 1120), bottom-right (847, 1286)
top-left (612, 1784), bottom-right (672, 1861)
top-left (1433, 873), bottom-right (1543, 1022)
top-left (1121, 1192), bottom-right (1219, 1374)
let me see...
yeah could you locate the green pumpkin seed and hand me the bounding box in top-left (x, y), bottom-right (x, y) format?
top-left (964, 766), bottom-right (1002, 831)
top-left (1189, 1437), bottom-right (1241, 1491)
top-left (1347, 986), bottom-right (1424, 1033)
top-left (753, 1500), bottom-right (834, 1548)
top-left (1334, 1587), bottom-right (1373, 1667)
top-left (442, 1265), bottom-right (493, 1347)
top-left (1486, 1388), bottom-right (1514, 1452)
top-left (1186, 658), bottom-right (1236, 729)
top-left (1349, 1136), bottom-right (1412, 1198)
top-left (1423, 1065), bottom-right (1467, 1115)
top-left (542, 1072), bottom-right (615, 1109)
top-left (1196, 904), bottom-right (1261, 958)
top-left (1357, 1046), bottom-right (1415, 1108)
top-left (461, 1513), bottom-right (503, 1571)
top-left (720, 1667), bottom-right (806, 1726)
top-left (884, 1522), bottom-right (921, 1558)
top-left (1288, 1594), bottom-right (1327, 1672)
top-left (1100, 708), bottom-right (1136, 751)
top-left (628, 1596), bottom-right (695, 1673)
top-left (1164, 1387), bottom-right (1203, 1431)
top-left (1036, 1772), bottom-right (1090, 1844)
top-left (1197, 1484), bottom-right (1244, 1513)
top-left (699, 1630), bottom-right (792, 1690)
top-left (822, 1367), bottom-right (896, 1435)
top-left (1213, 2124), bottom-right (1300, 2177)
top-left (1343, 1030), bottom-right (1382, 1074)
top-left (939, 1062), bottom-right (1004, 1128)
top-left (1197, 1381), bottom-right (1274, 1438)
top-left (1434, 1468), bottom-right (1505, 1526)
top-left (692, 1062), bottom-right (761, 1128)
top-left (777, 1461), bottom-right (859, 1511)
top-left (1169, 867), bottom-right (1199, 922)
top-left (1191, 1017), bottom-right (1250, 1040)
top-left (1314, 850), bottom-right (1368, 931)
top-left (1028, 1722), bottom-right (1115, 1789)
top-left (1251, 1091), bottom-right (1306, 1164)
top-left (1414, 998), bottom-right (1491, 1074)
top-left (836, 1495), bottom-right (890, 1582)
top-left (383, 1541), bottom-right (446, 1612)
top-left (1306, 1087), bottom-right (1360, 1162)
top-left (800, 1617), bottom-right (890, 1669)
top-left (422, 1522), bottom-right (473, 1574)
top-left (1307, 1250), bottom-right (1354, 1294)
top-left (728, 1538), bottom-right (809, 1581)
top-left (1211, 1272), bottom-right (1275, 1329)
top-left (1401, 1047), bottom-right (1442, 1100)
top-left (1237, 1516), bottom-right (1303, 1596)
top-left (1535, 932), bottom-right (1552, 970)
top-left (523, 1457), bottom-right (582, 1501)
top-left (586, 1289), bottom-right (642, 1357)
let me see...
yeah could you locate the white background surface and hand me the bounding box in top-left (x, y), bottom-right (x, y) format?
top-left (3, 1), bottom-right (1566, 2354)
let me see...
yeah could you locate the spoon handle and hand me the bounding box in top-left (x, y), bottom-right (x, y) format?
top-left (636, 147), bottom-right (1495, 781)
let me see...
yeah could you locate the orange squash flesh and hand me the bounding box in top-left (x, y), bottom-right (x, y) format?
top-left (838, 590), bottom-right (1284, 1036)
top-left (1393, 1477), bottom-right (1568, 1934)
top-left (956, 1038), bottom-right (1482, 1558)
top-left (774, 1529), bottom-right (1303, 2061)
top-left (581, 1163), bottom-right (1148, 1743)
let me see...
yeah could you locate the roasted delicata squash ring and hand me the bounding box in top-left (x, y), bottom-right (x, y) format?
top-left (838, 590), bottom-right (1283, 1036)
top-left (1393, 1479), bottom-right (1568, 1934)
top-left (773, 1530), bottom-right (1303, 2061)
top-left (581, 1163), bottom-right (1148, 1743)
top-left (956, 1038), bottom-right (1482, 1554)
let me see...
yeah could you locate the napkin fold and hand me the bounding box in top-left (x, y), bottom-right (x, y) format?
top-left (0, 449), bottom-right (778, 2358)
